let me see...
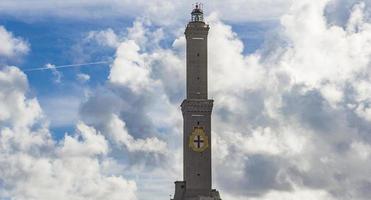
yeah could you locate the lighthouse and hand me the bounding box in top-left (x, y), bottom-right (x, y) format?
top-left (172, 4), bottom-right (222, 200)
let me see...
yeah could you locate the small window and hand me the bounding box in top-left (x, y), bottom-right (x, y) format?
top-left (197, 77), bottom-right (200, 80)
top-left (197, 53), bottom-right (200, 56)
top-left (197, 121), bottom-right (200, 125)
top-left (197, 173), bottom-right (200, 176)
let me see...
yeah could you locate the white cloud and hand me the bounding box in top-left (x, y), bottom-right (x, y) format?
top-left (355, 103), bottom-right (371, 122)
top-left (223, 187), bottom-right (336, 200)
top-left (0, 26), bottom-right (29, 59)
top-left (78, 19), bottom-right (186, 199)
top-left (86, 28), bottom-right (120, 48)
top-left (208, 1), bottom-right (371, 199)
top-left (77, 73), bottom-right (90, 82)
top-left (319, 83), bottom-right (344, 107)
top-left (108, 19), bottom-right (180, 94)
top-left (216, 126), bottom-right (308, 158)
top-left (248, 187), bottom-right (336, 200)
top-left (0, 66), bottom-right (138, 199)
top-left (279, 1), bottom-right (371, 86)
top-left (58, 122), bottom-right (108, 157)
top-left (350, 141), bottom-right (371, 160)
top-left (104, 114), bottom-right (167, 153)
top-left (347, 2), bottom-right (366, 33)
top-left (353, 80), bottom-right (371, 102)
top-left (109, 40), bottom-right (155, 93)
top-left (0, 66), bottom-right (41, 128)
top-left (45, 63), bottom-right (62, 83)
top-left (208, 13), bottom-right (267, 93)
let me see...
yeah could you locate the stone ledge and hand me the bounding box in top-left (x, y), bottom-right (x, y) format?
top-left (181, 99), bottom-right (214, 113)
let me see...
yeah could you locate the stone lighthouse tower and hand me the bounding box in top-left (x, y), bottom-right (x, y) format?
top-left (172, 4), bottom-right (221, 200)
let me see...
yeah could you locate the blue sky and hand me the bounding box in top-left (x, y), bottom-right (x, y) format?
top-left (2, 18), bottom-right (128, 136)
top-left (1, 1), bottom-right (371, 200)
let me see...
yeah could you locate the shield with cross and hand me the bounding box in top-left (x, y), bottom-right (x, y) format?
top-left (189, 127), bottom-right (209, 152)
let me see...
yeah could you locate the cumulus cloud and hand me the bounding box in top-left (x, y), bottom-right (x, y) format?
top-left (0, 67), bottom-right (41, 128)
top-left (109, 40), bottom-right (154, 93)
top-left (102, 114), bottom-right (167, 153)
top-left (0, 26), bottom-right (29, 60)
top-left (0, 66), bottom-right (138, 200)
top-left (279, 0), bottom-right (371, 87)
top-left (78, 19), bottom-right (186, 198)
top-left (86, 28), bottom-right (120, 48)
top-left (80, 22), bottom-right (181, 168)
top-left (244, 187), bottom-right (336, 200)
top-left (207, 1), bottom-right (371, 199)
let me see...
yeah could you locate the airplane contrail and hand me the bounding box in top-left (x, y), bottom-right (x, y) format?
top-left (24, 61), bottom-right (112, 72)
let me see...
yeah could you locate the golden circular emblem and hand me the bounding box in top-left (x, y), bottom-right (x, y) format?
top-left (189, 127), bottom-right (208, 152)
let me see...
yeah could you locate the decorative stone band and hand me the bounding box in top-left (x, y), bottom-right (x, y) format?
top-left (185, 29), bottom-right (209, 37)
top-left (181, 99), bottom-right (214, 113)
top-left (185, 24), bottom-right (209, 36)
top-left (185, 23), bottom-right (209, 29)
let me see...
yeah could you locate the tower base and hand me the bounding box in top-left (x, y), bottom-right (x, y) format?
top-left (171, 181), bottom-right (222, 200)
